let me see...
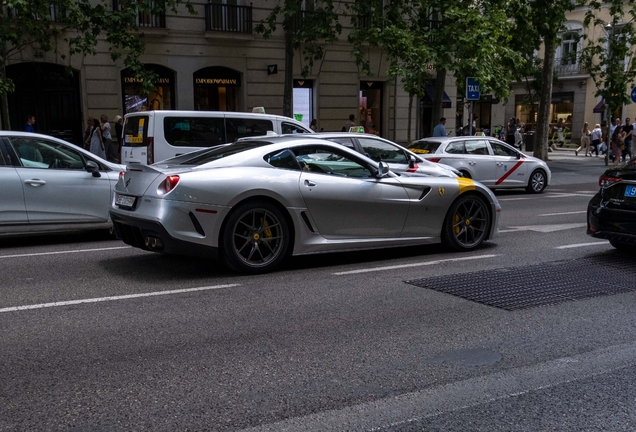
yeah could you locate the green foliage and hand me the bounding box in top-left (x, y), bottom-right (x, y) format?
top-left (580, 0), bottom-right (636, 115)
top-left (0, 0), bottom-right (196, 96)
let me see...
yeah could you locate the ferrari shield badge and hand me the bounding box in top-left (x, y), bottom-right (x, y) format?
top-left (438, 187), bottom-right (445, 197)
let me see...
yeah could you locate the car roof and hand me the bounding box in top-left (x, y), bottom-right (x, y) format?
top-left (124, 110), bottom-right (309, 124)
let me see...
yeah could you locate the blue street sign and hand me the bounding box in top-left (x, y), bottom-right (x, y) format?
top-left (631, 86), bottom-right (636, 103)
top-left (466, 77), bottom-right (480, 101)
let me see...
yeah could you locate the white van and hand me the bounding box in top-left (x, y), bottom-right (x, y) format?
top-left (122, 110), bottom-right (313, 165)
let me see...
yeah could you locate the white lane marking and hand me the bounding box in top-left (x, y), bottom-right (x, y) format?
top-left (498, 223), bottom-right (587, 234)
top-left (332, 254), bottom-right (499, 276)
top-left (538, 211), bottom-right (587, 217)
top-left (555, 241), bottom-right (609, 249)
top-left (0, 246), bottom-right (131, 259)
top-left (547, 193), bottom-right (595, 198)
top-left (0, 284), bottom-right (240, 314)
top-left (497, 197), bottom-right (532, 201)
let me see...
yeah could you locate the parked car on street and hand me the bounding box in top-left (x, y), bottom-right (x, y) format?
top-left (408, 136), bottom-right (551, 193)
top-left (0, 131), bottom-right (124, 236)
top-left (587, 158), bottom-right (636, 251)
top-left (110, 136), bottom-right (501, 274)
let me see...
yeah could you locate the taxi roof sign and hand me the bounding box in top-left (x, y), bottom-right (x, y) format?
top-left (349, 126), bottom-right (364, 133)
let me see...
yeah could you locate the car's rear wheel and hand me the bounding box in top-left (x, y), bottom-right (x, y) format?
top-left (221, 200), bottom-right (290, 274)
top-left (526, 169), bottom-right (547, 194)
top-left (441, 194), bottom-right (491, 251)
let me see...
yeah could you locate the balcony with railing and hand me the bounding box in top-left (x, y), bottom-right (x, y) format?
top-left (3, 4), bottom-right (66, 22)
top-left (112, 0), bottom-right (166, 28)
top-left (555, 56), bottom-right (587, 76)
top-left (205, 2), bottom-right (252, 34)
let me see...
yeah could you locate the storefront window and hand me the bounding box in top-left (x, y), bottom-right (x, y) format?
top-left (293, 79), bottom-right (313, 128)
top-left (194, 66), bottom-right (240, 111)
top-left (515, 92), bottom-right (573, 135)
top-left (360, 81), bottom-right (383, 135)
top-left (121, 64), bottom-right (175, 114)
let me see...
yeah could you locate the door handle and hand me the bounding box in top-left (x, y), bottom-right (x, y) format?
top-left (304, 179), bottom-right (316, 187)
top-left (25, 179), bottom-right (46, 186)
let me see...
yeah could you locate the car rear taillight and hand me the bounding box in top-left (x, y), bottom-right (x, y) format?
top-left (599, 175), bottom-right (621, 187)
top-left (428, 158), bottom-right (441, 163)
top-left (158, 175), bottom-right (180, 195)
top-left (147, 137), bottom-right (154, 165)
top-left (119, 171), bottom-right (125, 182)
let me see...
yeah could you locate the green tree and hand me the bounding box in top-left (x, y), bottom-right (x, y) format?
top-left (0, 0), bottom-right (195, 129)
top-left (255, 0), bottom-right (342, 118)
top-left (580, 0), bottom-right (636, 161)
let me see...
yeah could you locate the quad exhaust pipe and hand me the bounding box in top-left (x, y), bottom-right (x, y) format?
top-left (144, 236), bottom-right (164, 251)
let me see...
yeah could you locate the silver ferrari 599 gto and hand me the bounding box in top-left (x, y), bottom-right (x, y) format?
top-left (110, 137), bottom-right (501, 273)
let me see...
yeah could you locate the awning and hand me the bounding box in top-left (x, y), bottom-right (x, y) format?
top-left (424, 84), bottom-right (452, 108)
top-left (593, 99), bottom-right (605, 113)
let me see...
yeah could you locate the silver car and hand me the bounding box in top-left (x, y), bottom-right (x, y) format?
top-left (409, 136), bottom-right (551, 193)
top-left (0, 131), bottom-right (124, 236)
top-left (110, 137), bottom-right (501, 274)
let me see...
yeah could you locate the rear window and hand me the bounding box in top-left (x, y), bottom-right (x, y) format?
top-left (123, 115), bottom-right (149, 148)
top-left (177, 141), bottom-right (271, 166)
top-left (408, 140), bottom-right (441, 155)
top-left (281, 122), bottom-right (310, 134)
top-left (164, 117), bottom-right (226, 148)
top-left (226, 118), bottom-right (274, 142)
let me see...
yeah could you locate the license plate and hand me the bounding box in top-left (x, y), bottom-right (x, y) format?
top-left (624, 185), bottom-right (636, 197)
top-left (116, 194), bottom-right (136, 207)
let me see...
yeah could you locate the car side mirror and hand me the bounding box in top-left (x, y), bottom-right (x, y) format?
top-left (516, 152), bottom-right (522, 159)
top-left (85, 160), bottom-right (101, 177)
top-left (376, 161), bottom-right (390, 178)
top-left (408, 155), bottom-right (416, 169)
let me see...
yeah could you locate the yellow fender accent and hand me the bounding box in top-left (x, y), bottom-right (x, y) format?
top-left (457, 177), bottom-right (476, 194)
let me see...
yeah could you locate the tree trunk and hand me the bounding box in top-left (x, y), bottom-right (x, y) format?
top-left (431, 68), bottom-right (446, 134)
top-left (534, 36), bottom-right (556, 161)
top-left (283, 20), bottom-right (294, 118)
top-left (407, 93), bottom-right (413, 143)
top-left (0, 60), bottom-right (10, 130)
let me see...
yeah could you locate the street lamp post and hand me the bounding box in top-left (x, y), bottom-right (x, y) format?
top-left (605, 22), bottom-right (613, 167)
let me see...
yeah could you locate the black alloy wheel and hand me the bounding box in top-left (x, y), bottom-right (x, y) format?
top-left (442, 194), bottom-right (490, 251)
top-left (222, 200), bottom-right (290, 274)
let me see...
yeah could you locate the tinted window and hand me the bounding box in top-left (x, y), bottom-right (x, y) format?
top-left (10, 137), bottom-right (85, 169)
top-left (281, 122), bottom-right (310, 134)
top-left (293, 146), bottom-right (373, 178)
top-left (445, 141), bottom-right (465, 154)
top-left (265, 149), bottom-right (301, 170)
top-left (177, 142), bottom-right (267, 166)
top-left (491, 141), bottom-right (518, 157)
top-left (326, 137), bottom-right (355, 148)
top-left (163, 117), bottom-right (225, 148)
top-left (464, 140), bottom-right (490, 155)
top-left (123, 115), bottom-right (149, 148)
top-left (408, 140), bottom-right (441, 154)
top-left (226, 118), bottom-right (273, 142)
top-left (358, 138), bottom-right (408, 163)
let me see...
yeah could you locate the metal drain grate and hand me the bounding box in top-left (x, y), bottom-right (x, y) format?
top-left (406, 254), bottom-right (636, 310)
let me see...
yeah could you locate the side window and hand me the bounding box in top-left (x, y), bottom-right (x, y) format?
top-left (264, 149), bottom-right (301, 170)
top-left (464, 140), bottom-right (490, 155)
top-left (292, 146), bottom-right (373, 178)
top-left (163, 117), bottom-right (225, 148)
top-left (490, 141), bottom-right (518, 157)
top-left (10, 138), bottom-right (85, 169)
top-left (0, 145), bottom-right (7, 166)
top-left (357, 138), bottom-right (408, 164)
top-left (445, 141), bottom-right (465, 154)
top-left (326, 137), bottom-right (355, 149)
top-left (281, 122), bottom-right (310, 134)
top-left (226, 118), bottom-right (274, 142)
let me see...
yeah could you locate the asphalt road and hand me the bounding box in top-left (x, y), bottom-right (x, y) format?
top-left (2, 151), bottom-right (635, 431)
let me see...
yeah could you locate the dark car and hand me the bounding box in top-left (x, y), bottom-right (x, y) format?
top-left (587, 158), bottom-right (636, 251)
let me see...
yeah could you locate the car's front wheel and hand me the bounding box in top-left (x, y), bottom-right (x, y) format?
top-left (221, 200), bottom-right (290, 274)
top-left (441, 194), bottom-right (491, 251)
top-left (526, 169), bottom-right (547, 194)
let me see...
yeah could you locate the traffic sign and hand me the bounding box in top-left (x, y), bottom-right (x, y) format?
top-left (466, 77), bottom-right (480, 101)
top-left (631, 86), bottom-right (636, 103)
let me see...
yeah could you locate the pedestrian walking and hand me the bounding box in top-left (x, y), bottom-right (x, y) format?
top-left (611, 126), bottom-right (626, 167)
top-left (590, 123), bottom-right (602, 157)
top-left (24, 115), bottom-right (35, 132)
top-left (506, 117), bottom-right (517, 146)
top-left (100, 114), bottom-right (114, 162)
top-left (575, 122), bottom-right (591, 156)
top-left (89, 118), bottom-right (106, 159)
top-left (623, 117), bottom-right (633, 161)
top-left (83, 117), bottom-right (94, 150)
top-left (433, 117), bottom-right (448, 137)
top-left (342, 114), bottom-right (356, 132)
top-left (310, 118), bottom-right (318, 132)
top-left (600, 120), bottom-right (609, 156)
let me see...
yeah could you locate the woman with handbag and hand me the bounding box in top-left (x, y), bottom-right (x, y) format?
top-left (590, 123), bottom-right (602, 157)
top-left (89, 118), bottom-right (106, 159)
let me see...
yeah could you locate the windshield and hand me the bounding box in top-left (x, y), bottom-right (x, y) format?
top-left (408, 140), bottom-right (442, 154)
top-left (175, 141), bottom-right (273, 166)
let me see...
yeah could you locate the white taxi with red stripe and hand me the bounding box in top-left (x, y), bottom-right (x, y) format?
top-left (408, 136), bottom-right (551, 193)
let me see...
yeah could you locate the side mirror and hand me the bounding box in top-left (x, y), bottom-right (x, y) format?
top-left (408, 155), bottom-right (416, 169)
top-left (376, 161), bottom-right (390, 178)
top-left (516, 151), bottom-right (522, 159)
top-left (85, 160), bottom-right (101, 177)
